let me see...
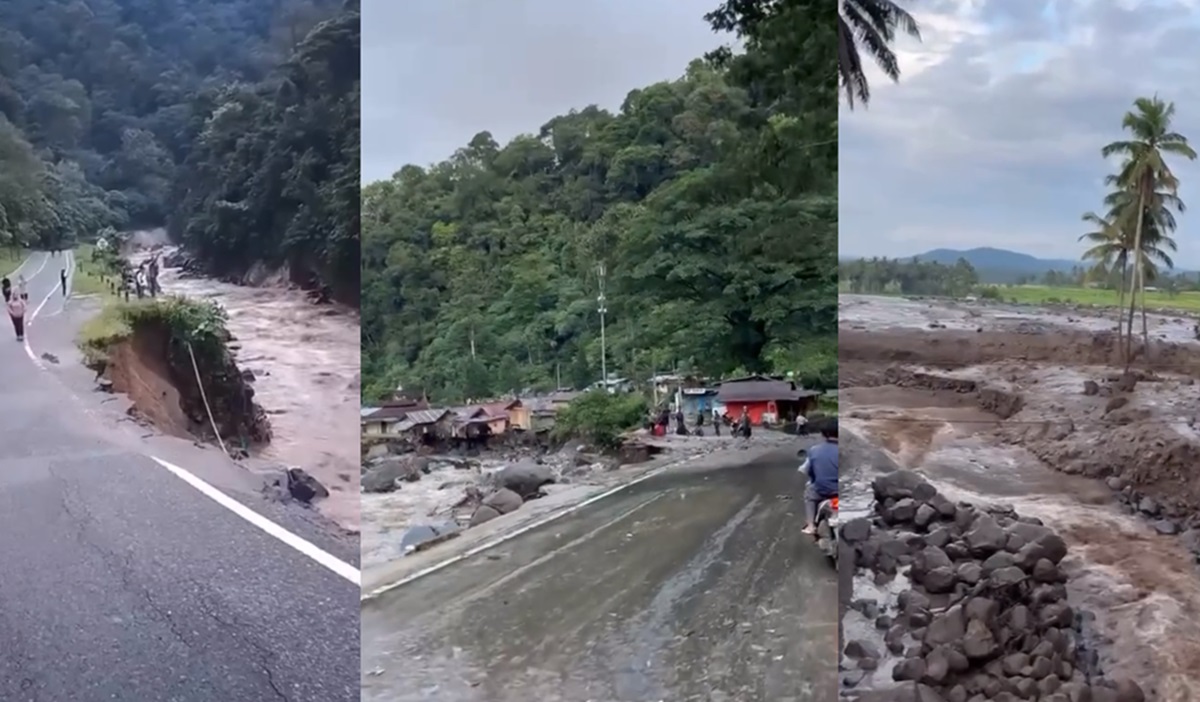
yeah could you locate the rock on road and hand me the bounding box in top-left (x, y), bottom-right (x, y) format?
top-left (362, 449), bottom-right (838, 702)
top-left (0, 252), bottom-right (360, 701)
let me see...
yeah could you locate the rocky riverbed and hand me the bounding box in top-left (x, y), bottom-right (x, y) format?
top-left (360, 432), bottom-right (797, 570)
top-left (841, 470), bottom-right (1146, 702)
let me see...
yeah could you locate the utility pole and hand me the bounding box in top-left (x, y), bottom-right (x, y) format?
top-left (597, 263), bottom-right (608, 392)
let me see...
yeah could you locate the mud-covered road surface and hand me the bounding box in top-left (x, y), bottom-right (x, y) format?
top-left (362, 450), bottom-right (838, 702)
top-left (840, 295), bottom-right (1200, 702)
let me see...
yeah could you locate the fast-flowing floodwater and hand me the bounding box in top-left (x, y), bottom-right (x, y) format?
top-left (151, 251), bottom-right (361, 532)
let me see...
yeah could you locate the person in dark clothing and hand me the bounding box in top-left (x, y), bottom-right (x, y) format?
top-left (800, 420), bottom-right (839, 535)
top-left (60, 268), bottom-right (67, 296)
top-left (738, 408), bottom-right (751, 439)
top-left (1, 276), bottom-right (10, 303)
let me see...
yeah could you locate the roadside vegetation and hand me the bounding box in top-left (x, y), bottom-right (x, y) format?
top-left (553, 391), bottom-right (649, 451)
top-left (75, 241), bottom-right (232, 369)
top-left (77, 295), bottom-right (231, 369)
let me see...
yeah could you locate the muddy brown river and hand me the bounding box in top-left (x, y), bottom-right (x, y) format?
top-left (840, 295), bottom-right (1200, 702)
top-left (149, 250), bottom-right (361, 532)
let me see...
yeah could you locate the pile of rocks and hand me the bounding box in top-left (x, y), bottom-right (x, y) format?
top-left (841, 470), bottom-right (1146, 702)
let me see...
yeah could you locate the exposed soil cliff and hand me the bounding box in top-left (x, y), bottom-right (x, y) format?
top-left (88, 316), bottom-right (271, 452)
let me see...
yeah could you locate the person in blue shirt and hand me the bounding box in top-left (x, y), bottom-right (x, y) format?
top-left (799, 420), bottom-right (838, 535)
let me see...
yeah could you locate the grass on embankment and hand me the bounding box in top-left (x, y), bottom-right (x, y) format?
top-left (77, 295), bottom-right (230, 370)
top-left (986, 285), bottom-right (1200, 313)
top-left (71, 244), bottom-right (120, 299)
top-left (1, 246), bottom-right (30, 269)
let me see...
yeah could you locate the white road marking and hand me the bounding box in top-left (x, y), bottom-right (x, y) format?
top-left (42, 249), bottom-right (75, 318)
top-left (14, 251), bottom-right (356, 590)
top-left (27, 252), bottom-right (48, 280)
top-left (29, 265), bottom-right (64, 323)
top-left (361, 454), bottom-right (702, 601)
top-left (151, 456), bottom-right (361, 586)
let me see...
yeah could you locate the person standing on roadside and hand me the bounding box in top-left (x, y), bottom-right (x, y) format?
top-left (2, 276), bottom-right (11, 303)
top-left (8, 292), bottom-right (26, 341)
top-left (16, 273), bottom-right (27, 301)
top-left (60, 268), bottom-right (67, 297)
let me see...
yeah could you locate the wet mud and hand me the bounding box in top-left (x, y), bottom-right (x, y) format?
top-left (840, 295), bottom-right (1200, 702)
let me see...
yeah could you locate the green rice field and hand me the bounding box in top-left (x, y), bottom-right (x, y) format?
top-left (990, 285), bottom-right (1200, 312)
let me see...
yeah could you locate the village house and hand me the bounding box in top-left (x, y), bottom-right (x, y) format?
top-left (361, 404), bottom-right (411, 436)
top-left (526, 390), bottom-right (580, 431)
top-left (394, 408), bottom-right (453, 443)
top-left (679, 386), bottom-right (719, 420)
top-left (716, 374), bottom-right (820, 426)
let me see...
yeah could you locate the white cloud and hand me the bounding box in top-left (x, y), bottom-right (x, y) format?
top-left (361, 0), bottom-right (725, 182)
top-left (840, 0), bottom-right (1200, 266)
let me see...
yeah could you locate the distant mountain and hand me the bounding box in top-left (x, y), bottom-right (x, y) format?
top-left (914, 247), bottom-right (1079, 274)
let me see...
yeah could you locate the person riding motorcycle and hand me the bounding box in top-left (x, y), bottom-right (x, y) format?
top-left (799, 419), bottom-right (838, 535)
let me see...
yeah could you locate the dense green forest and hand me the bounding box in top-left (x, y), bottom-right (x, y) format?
top-left (362, 1), bottom-right (836, 403)
top-left (0, 0), bottom-right (359, 303)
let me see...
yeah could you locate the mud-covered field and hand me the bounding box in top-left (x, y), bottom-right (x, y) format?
top-left (840, 295), bottom-right (1200, 702)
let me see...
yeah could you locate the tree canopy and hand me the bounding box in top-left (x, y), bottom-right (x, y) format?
top-left (362, 7), bottom-right (836, 404)
top-left (0, 0), bottom-right (359, 302)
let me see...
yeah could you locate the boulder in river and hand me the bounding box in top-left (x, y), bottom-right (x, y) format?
top-left (286, 467), bottom-right (328, 503)
top-left (490, 461), bottom-right (555, 498)
top-left (362, 456), bottom-right (428, 493)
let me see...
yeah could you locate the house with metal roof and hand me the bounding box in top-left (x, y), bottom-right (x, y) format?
top-left (716, 374), bottom-right (820, 426)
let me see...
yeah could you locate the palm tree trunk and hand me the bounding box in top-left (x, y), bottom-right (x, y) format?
top-left (1124, 189), bottom-right (1147, 368)
top-left (1140, 272), bottom-right (1149, 358)
top-left (1116, 259), bottom-right (1127, 344)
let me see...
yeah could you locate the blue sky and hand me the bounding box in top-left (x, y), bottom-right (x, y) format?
top-left (840, 0), bottom-right (1200, 267)
top-left (361, 0), bottom-right (726, 183)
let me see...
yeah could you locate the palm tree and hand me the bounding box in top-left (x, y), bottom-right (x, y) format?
top-left (1101, 96), bottom-right (1196, 364)
top-left (1079, 209), bottom-right (1129, 340)
top-left (838, 0), bottom-right (921, 108)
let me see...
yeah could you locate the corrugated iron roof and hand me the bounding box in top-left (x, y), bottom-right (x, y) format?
top-left (716, 379), bottom-right (819, 403)
top-left (404, 408), bottom-right (450, 425)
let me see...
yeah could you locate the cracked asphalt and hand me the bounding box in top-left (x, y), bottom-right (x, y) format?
top-left (0, 252), bottom-right (360, 701)
top-left (362, 448), bottom-right (838, 702)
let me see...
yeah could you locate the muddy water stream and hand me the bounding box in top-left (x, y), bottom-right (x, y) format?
top-left (151, 254), bottom-right (361, 532)
top-left (841, 295), bottom-right (1200, 702)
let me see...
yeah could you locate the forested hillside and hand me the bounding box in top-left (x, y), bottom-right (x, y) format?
top-left (0, 0), bottom-right (359, 302)
top-left (362, 1), bottom-right (835, 402)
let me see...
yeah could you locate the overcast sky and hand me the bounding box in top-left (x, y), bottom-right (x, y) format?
top-left (362, 0), bottom-right (726, 183)
top-left (840, 0), bottom-right (1200, 267)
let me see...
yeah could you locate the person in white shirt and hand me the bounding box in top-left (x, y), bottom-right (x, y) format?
top-left (17, 273), bottom-right (27, 300)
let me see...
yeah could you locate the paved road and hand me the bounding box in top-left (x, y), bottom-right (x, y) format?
top-left (362, 449), bottom-right (838, 702)
top-left (0, 252), bottom-right (360, 701)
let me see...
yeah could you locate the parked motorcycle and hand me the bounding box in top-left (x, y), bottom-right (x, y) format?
top-left (798, 449), bottom-right (838, 565)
